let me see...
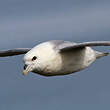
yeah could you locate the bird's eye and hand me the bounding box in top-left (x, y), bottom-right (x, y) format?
top-left (32, 56), bottom-right (37, 61)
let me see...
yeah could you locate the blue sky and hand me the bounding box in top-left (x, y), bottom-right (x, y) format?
top-left (0, 0), bottom-right (110, 110)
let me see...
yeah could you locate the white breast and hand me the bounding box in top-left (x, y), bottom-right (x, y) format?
top-left (36, 44), bottom-right (96, 76)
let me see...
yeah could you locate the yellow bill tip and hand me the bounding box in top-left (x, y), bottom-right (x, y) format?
top-left (22, 70), bottom-right (28, 76)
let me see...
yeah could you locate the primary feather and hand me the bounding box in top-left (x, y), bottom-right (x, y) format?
top-left (0, 48), bottom-right (31, 57)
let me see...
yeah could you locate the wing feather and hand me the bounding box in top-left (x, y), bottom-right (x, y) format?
top-left (0, 48), bottom-right (31, 57)
top-left (59, 41), bottom-right (110, 52)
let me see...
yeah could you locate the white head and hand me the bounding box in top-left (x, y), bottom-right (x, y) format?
top-left (22, 41), bottom-right (57, 75)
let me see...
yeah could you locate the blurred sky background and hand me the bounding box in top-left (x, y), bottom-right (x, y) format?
top-left (0, 0), bottom-right (110, 110)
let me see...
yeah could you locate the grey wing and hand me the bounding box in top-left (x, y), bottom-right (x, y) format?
top-left (57, 41), bottom-right (110, 52)
top-left (0, 48), bottom-right (31, 57)
top-left (51, 40), bottom-right (77, 50)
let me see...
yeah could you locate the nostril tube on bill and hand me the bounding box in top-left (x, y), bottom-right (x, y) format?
top-left (24, 64), bottom-right (28, 70)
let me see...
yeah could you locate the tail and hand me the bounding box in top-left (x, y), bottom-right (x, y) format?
top-left (95, 51), bottom-right (109, 59)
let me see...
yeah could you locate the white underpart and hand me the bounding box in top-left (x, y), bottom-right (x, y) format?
top-left (23, 41), bottom-right (97, 76)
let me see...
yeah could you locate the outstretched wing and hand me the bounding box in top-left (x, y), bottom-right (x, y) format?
top-left (58, 41), bottom-right (110, 52)
top-left (0, 48), bottom-right (31, 57)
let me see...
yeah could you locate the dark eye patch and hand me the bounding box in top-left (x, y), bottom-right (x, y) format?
top-left (32, 56), bottom-right (37, 61)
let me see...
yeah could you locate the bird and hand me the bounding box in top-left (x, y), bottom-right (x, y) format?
top-left (0, 40), bottom-right (110, 77)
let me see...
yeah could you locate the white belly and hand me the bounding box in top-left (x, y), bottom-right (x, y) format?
top-left (34, 47), bottom-right (96, 76)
